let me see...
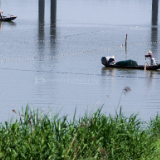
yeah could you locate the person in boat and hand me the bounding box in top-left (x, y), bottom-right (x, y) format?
top-left (145, 50), bottom-right (157, 66)
top-left (0, 10), bottom-right (3, 19)
top-left (106, 56), bottom-right (116, 65)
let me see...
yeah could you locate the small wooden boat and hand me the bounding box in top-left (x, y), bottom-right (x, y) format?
top-left (101, 57), bottom-right (160, 70)
top-left (0, 16), bottom-right (17, 21)
top-left (102, 64), bottom-right (160, 70)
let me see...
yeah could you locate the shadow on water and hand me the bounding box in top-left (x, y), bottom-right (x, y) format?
top-left (151, 0), bottom-right (159, 55)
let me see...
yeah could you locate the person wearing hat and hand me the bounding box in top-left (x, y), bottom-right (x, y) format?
top-left (145, 51), bottom-right (157, 65)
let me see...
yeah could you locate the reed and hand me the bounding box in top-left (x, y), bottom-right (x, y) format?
top-left (0, 105), bottom-right (159, 159)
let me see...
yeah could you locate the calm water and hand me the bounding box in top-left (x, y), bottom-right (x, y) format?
top-left (0, 0), bottom-right (160, 121)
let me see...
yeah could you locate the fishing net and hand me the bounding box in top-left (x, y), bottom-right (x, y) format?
top-left (115, 60), bottom-right (138, 66)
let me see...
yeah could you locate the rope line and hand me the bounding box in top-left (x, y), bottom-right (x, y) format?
top-left (1, 24), bottom-right (56, 30)
top-left (0, 44), bottom-right (124, 63)
top-left (0, 35), bottom-right (159, 46)
top-left (0, 40), bottom-right (160, 63)
top-left (61, 27), bottom-right (130, 40)
top-left (0, 26), bottom-right (138, 45)
top-left (1, 23), bottom-right (136, 31)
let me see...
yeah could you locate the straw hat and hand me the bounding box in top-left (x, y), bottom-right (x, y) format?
top-left (111, 55), bottom-right (115, 59)
top-left (148, 50), bottom-right (152, 54)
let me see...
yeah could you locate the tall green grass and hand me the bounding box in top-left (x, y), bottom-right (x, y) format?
top-left (0, 105), bottom-right (160, 159)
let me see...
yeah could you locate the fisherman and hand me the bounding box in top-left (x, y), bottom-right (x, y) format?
top-left (0, 10), bottom-right (3, 19)
top-left (145, 50), bottom-right (157, 65)
top-left (105, 55), bottom-right (116, 65)
top-left (101, 55), bottom-right (116, 66)
top-left (108, 56), bottom-right (116, 65)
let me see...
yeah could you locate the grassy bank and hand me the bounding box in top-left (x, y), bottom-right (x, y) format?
top-left (0, 106), bottom-right (160, 159)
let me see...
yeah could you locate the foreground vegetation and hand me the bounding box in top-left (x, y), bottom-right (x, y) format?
top-left (0, 106), bottom-right (160, 159)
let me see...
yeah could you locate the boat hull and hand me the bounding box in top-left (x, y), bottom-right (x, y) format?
top-left (0, 16), bottom-right (17, 21)
top-left (102, 64), bottom-right (160, 70)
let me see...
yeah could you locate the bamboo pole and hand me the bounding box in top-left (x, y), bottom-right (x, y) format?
top-left (125, 34), bottom-right (128, 53)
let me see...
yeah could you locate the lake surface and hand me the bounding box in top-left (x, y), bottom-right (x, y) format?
top-left (0, 0), bottom-right (160, 121)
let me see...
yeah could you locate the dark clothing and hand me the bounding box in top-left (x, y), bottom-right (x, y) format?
top-left (145, 54), bottom-right (157, 65)
top-left (108, 58), bottom-right (115, 65)
top-left (109, 58), bottom-right (114, 63)
top-left (145, 54), bottom-right (153, 58)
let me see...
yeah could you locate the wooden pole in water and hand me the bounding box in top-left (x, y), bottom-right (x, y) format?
top-left (51, 0), bottom-right (57, 26)
top-left (125, 34), bottom-right (128, 53)
top-left (39, 0), bottom-right (45, 24)
top-left (152, 0), bottom-right (159, 26)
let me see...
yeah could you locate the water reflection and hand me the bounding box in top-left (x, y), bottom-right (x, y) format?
top-left (50, 26), bottom-right (56, 55)
top-left (151, 0), bottom-right (159, 54)
top-left (0, 21), bottom-right (2, 30)
top-left (38, 0), bottom-right (57, 55)
top-left (7, 21), bottom-right (16, 27)
top-left (102, 67), bottom-right (138, 76)
top-left (0, 21), bottom-right (16, 31)
top-left (38, 0), bottom-right (45, 56)
top-left (50, 0), bottom-right (57, 53)
top-left (146, 70), bottom-right (157, 90)
top-left (101, 67), bottom-right (115, 88)
top-left (101, 67), bottom-right (115, 76)
top-left (149, 71), bottom-right (155, 80)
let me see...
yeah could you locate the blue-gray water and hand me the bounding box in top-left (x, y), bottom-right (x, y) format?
top-left (0, 0), bottom-right (160, 121)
